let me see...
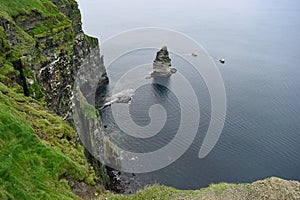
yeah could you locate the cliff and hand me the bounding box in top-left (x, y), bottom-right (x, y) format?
top-left (1, 1), bottom-right (300, 199)
top-left (0, 0), bottom-right (109, 199)
top-left (0, 0), bottom-right (108, 121)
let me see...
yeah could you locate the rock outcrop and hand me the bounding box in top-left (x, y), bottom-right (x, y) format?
top-left (151, 46), bottom-right (177, 77)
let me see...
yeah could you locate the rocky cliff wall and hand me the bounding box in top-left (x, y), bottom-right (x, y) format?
top-left (0, 0), bottom-right (108, 121)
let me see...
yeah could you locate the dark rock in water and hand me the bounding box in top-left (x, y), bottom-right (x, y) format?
top-left (151, 46), bottom-right (177, 77)
top-left (154, 46), bottom-right (171, 64)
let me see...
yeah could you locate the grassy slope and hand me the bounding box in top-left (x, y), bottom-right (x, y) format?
top-left (0, 0), bottom-right (71, 36)
top-left (0, 0), bottom-right (106, 198)
top-left (102, 177), bottom-right (300, 200)
top-left (0, 112), bottom-right (78, 199)
top-left (0, 83), bottom-right (98, 199)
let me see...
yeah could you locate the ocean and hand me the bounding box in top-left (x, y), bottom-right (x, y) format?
top-left (77, 0), bottom-right (300, 190)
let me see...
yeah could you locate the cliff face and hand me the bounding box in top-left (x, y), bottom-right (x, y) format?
top-left (0, 0), bottom-right (108, 121)
top-left (0, 1), bottom-right (110, 198)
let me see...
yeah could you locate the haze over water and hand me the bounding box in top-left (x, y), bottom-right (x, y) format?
top-left (77, 0), bottom-right (300, 190)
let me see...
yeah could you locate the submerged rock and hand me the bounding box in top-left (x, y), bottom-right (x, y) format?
top-left (151, 46), bottom-right (177, 77)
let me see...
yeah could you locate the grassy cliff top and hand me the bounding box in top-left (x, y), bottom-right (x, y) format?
top-left (103, 177), bottom-right (300, 200)
top-left (0, 0), bottom-right (65, 18)
top-left (0, 0), bottom-right (72, 37)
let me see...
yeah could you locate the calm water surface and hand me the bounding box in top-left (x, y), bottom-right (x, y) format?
top-left (77, 0), bottom-right (300, 190)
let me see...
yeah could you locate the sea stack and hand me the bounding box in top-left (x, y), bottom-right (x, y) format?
top-left (151, 46), bottom-right (177, 77)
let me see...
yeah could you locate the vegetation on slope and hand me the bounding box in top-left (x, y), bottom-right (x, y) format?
top-left (0, 0), bottom-right (109, 198)
top-left (0, 111), bottom-right (79, 199)
top-left (0, 0), bottom-right (72, 37)
top-left (0, 83), bottom-right (104, 199)
top-left (0, 0), bottom-right (74, 100)
top-left (101, 177), bottom-right (300, 200)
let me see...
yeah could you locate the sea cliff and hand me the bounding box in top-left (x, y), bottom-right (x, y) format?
top-left (0, 0), bottom-right (109, 199)
top-left (0, 0), bottom-right (108, 121)
top-left (0, 1), bottom-right (299, 199)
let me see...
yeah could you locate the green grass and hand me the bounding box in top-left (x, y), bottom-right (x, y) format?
top-left (97, 184), bottom-right (234, 200)
top-left (99, 177), bottom-right (300, 200)
top-left (0, 0), bottom-right (65, 19)
top-left (0, 26), bottom-right (10, 54)
top-left (84, 34), bottom-right (99, 49)
top-left (0, 0), bottom-right (72, 37)
top-left (0, 111), bottom-right (79, 199)
top-left (0, 11), bottom-right (35, 56)
top-left (0, 82), bottom-right (100, 199)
